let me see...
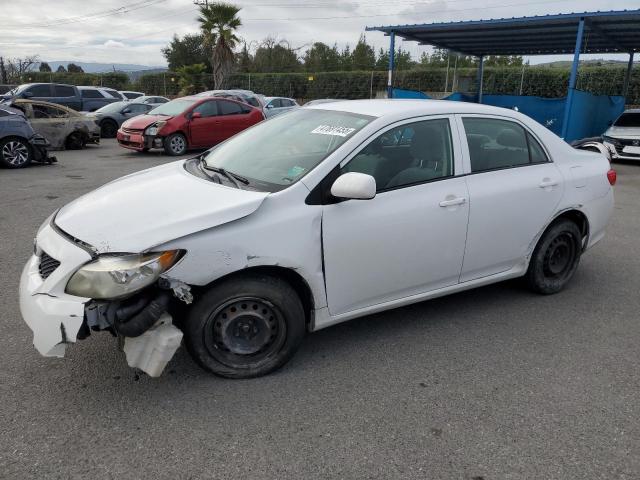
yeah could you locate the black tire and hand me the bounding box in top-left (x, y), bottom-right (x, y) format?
top-left (100, 119), bottom-right (118, 138)
top-left (163, 133), bottom-right (187, 156)
top-left (65, 131), bottom-right (86, 150)
top-left (185, 274), bottom-right (306, 378)
top-left (526, 219), bottom-right (582, 295)
top-left (0, 137), bottom-right (32, 168)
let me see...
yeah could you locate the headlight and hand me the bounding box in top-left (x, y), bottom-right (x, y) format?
top-left (66, 250), bottom-right (181, 299)
top-left (145, 121), bottom-right (166, 136)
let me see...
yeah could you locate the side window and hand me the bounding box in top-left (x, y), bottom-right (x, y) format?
top-left (51, 107), bottom-right (69, 118)
top-left (157, 97), bottom-right (169, 104)
top-left (343, 118), bottom-right (454, 191)
top-left (32, 104), bottom-right (58, 119)
top-left (81, 89), bottom-right (102, 99)
top-left (218, 100), bottom-right (243, 116)
top-left (193, 101), bottom-right (218, 117)
top-left (28, 84), bottom-right (52, 97)
top-left (127, 104), bottom-right (148, 114)
top-left (54, 85), bottom-right (76, 97)
top-left (463, 117), bottom-right (539, 172)
top-left (527, 132), bottom-right (549, 163)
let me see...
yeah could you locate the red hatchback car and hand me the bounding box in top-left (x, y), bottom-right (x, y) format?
top-left (117, 96), bottom-right (264, 155)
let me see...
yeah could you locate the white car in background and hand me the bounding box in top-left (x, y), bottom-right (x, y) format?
top-left (263, 96), bottom-right (299, 118)
top-left (603, 109), bottom-right (640, 161)
top-left (19, 100), bottom-right (615, 379)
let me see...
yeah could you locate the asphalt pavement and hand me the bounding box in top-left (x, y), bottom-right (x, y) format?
top-left (1, 140), bottom-right (639, 479)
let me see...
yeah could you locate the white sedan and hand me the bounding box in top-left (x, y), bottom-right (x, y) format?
top-left (19, 100), bottom-right (615, 378)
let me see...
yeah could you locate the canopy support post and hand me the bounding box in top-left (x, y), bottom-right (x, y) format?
top-left (387, 31), bottom-right (396, 99)
top-left (623, 51), bottom-right (635, 99)
top-left (476, 55), bottom-right (484, 104)
top-left (561, 17), bottom-right (585, 139)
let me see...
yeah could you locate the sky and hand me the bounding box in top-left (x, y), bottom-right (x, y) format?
top-left (0, 0), bottom-right (638, 67)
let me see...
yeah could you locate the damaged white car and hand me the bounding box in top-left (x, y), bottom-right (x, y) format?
top-left (20, 100), bottom-right (615, 378)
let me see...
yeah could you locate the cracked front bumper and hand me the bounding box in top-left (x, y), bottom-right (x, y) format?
top-left (19, 220), bottom-right (92, 357)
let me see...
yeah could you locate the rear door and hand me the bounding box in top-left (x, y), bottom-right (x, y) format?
top-left (53, 85), bottom-right (80, 110)
top-left (457, 115), bottom-right (564, 282)
top-left (217, 100), bottom-right (253, 139)
top-left (188, 100), bottom-right (221, 147)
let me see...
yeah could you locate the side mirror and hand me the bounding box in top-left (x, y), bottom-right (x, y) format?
top-left (191, 111), bottom-right (202, 119)
top-left (330, 172), bottom-right (376, 200)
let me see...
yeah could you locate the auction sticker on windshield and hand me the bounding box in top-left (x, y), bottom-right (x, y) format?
top-left (311, 125), bottom-right (356, 137)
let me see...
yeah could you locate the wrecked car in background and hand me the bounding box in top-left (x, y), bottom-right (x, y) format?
top-left (20, 100), bottom-right (614, 378)
top-left (11, 99), bottom-right (100, 149)
top-left (0, 103), bottom-right (56, 168)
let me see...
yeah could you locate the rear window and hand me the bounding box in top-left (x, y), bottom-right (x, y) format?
top-left (81, 89), bottom-right (103, 99)
top-left (54, 85), bottom-right (75, 97)
top-left (613, 112), bottom-right (640, 127)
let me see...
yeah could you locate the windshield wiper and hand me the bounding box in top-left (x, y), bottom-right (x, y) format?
top-left (199, 158), bottom-right (249, 188)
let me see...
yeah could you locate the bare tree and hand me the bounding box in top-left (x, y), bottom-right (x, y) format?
top-left (4, 55), bottom-right (39, 83)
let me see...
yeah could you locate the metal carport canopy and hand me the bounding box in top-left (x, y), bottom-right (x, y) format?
top-left (365, 10), bottom-right (640, 56)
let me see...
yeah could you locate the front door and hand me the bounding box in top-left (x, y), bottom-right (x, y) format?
top-left (321, 117), bottom-right (470, 316)
top-left (188, 100), bottom-right (221, 147)
top-left (28, 103), bottom-right (70, 149)
top-left (457, 115), bottom-right (564, 282)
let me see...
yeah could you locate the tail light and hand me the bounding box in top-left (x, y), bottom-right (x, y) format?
top-left (607, 169), bottom-right (617, 186)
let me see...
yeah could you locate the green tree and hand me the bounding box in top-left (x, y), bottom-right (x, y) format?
top-left (351, 34), bottom-right (375, 70)
top-left (176, 63), bottom-right (207, 95)
top-left (67, 63), bottom-right (84, 73)
top-left (56, 65), bottom-right (66, 73)
top-left (484, 55), bottom-right (524, 67)
top-left (339, 45), bottom-right (351, 71)
top-left (303, 42), bottom-right (340, 72)
top-left (162, 33), bottom-right (211, 72)
top-left (198, 2), bottom-right (241, 89)
top-left (39, 62), bottom-right (51, 72)
top-left (236, 42), bottom-right (253, 73)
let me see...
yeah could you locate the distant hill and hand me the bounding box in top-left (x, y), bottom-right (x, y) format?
top-left (535, 59), bottom-right (629, 68)
top-left (37, 61), bottom-right (167, 74)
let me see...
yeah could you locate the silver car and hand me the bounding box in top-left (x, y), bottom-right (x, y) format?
top-left (87, 101), bottom-right (154, 138)
top-left (131, 95), bottom-right (170, 108)
top-left (264, 96), bottom-right (299, 118)
top-left (602, 109), bottom-right (640, 161)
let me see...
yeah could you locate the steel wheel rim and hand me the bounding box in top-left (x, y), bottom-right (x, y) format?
top-left (203, 296), bottom-right (287, 368)
top-left (2, 141), bottom-right (29, 166)
top-left (170, 136), bottom-right (185, 154)
top-left (543, 233), bottom-right (576, 278)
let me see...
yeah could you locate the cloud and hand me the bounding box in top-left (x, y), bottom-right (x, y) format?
top-left (103, 39), bottom-right (126, 48)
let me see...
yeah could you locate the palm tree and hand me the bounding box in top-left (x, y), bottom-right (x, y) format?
top-left (198, 2), bottom-right (241, 89)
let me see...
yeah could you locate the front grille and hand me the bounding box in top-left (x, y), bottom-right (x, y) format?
top-left (122, 127), bottom-right (143, 135)
top-left (39, 251), bottom-right (60, 279)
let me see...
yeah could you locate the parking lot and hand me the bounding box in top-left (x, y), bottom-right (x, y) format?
top-left (1, 140), bottom-right (639, 479)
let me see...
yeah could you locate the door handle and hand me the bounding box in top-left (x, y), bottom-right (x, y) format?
top-left (439, 197), bottom-right (467, 207)
top-left (539, 178), bottom-right (558, 188)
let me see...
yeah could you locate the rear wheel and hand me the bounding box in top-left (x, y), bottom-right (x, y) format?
top-left (100, 119), bottom-right (118, 138)
top-left (0, 137), bottom-right (31, 168)
top-left (526, 219), bottom-right (582, 294)
top-left (185, 274), bottom-right (306, 378)
top-left (65, 131), bottom-right (86, 150)
top-left (163, 133), bottom-right (187, 156)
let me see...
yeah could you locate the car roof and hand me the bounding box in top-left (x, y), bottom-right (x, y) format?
top-left (307, 99), bottom-right (526, 119)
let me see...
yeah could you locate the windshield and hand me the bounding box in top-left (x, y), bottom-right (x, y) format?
top-left (5, 85), bottom-right (28, 96)
top-left (149, 99), bottom-right (198, 116)
top-left (614, 112), bottom-right (640, 127)
top-left (203, 108), bottom-right (373, 190)
top-left (95, 101), bottom-right (128, 114)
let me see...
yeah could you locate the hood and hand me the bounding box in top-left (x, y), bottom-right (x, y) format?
top-left (123, 114), bottom-right (171, 130)
top-left (55, 160), bottom-right (268, 253)
top-left (605, 126), bottom-right (640, 139)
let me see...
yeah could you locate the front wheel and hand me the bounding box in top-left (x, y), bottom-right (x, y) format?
top-left (185, 274), bottom-right (306, 378)
top-left (0, 137), bottom-right (31, 168)
top-left (526, 219), bottom-right (582, 295)
top-left (65, 131), bottom-right (86, 150)
top-left (163, 133), bottom-right (187, 156)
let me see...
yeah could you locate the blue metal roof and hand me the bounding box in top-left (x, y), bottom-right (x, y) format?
top-left (366, 10), bottom-right (640, 56)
